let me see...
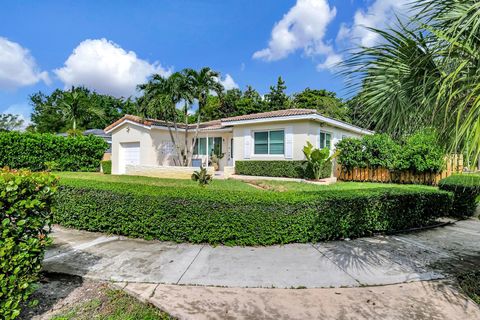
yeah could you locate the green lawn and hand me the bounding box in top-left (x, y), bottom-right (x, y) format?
top-left (56, 172), bottom-right (437, 193)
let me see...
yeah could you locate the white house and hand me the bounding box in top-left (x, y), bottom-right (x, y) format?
top-left (104, 109), bottom-right (373, 176)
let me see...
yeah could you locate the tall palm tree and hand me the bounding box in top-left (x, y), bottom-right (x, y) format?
top-left (342, 0), bottom-right (480, 167)
top-left (183, 67), bottom-right (224, 165)
top-left (59, 86), bottom-right (104, 135)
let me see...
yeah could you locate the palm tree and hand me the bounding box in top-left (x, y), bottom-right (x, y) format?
top-left (183, 67), bottom-right (224, 165)
top-left (138, 72), bottom-right (193, 165)
top-left (59, 86), bottom-right (104, 135)
top-left (342, 0), bottom-right (480, 167)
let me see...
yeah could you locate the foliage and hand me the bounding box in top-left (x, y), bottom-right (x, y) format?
top-left (336, 132), bottom-right (445, 173)
top-left (396, 130), bottom-right (445, 173)
top-left (0, 114), bottom-right (24, 131)
top-left (0, 131), bottom-right (108, 172)
top-left (191, 166), bottom-right (212, 187)
top-left (138, 68), bottom-right (224, 166)
top-left (54, 175), bottom-right (452, 245)
top-left (264, 76), bottom-right (290, 111)
top-left (457, 270), bottom-right (480, 305)
top-left (0, 169), bottom-right (58, 320)
top-left (235, 160), bottom-right (332, 179)
top-left (341, 0), bottom-right (480, 164)
top-left (30, 86), bottom-right (137, 133)
top-left (292, 88), bottom-right (349, 122)
top-left (101, 160), bottom-right (112, 174)
top-left (439, 174), bottom-right (480, 217)
top-left (302, 142), bottom-right (335, 180)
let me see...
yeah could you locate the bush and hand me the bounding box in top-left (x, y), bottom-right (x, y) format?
top-left (101, 160), bottom-right (112, 174)
top-left (439, 174), bottom-right (480, 217)
top-left (235, 160), bottom-right (331, 179)
top-left (336, 131), bottom-right (445, 173)
top-left (0, 131), bottom-right (108, 172)
top-left (397, 130), bottom-right (445, 173)
top-left (53, 177), bottom-right (452, 246)
top-left (0, 169), bottom-right (58, 319)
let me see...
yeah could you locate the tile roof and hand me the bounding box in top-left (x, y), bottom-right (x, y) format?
top-left (104, 115), bottom-right (223, 132)
top-left (221, 109), bottom-right (317, 122)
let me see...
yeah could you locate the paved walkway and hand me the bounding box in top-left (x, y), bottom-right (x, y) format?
top-left (44, 219), bottom-right (480, 288)
top-left (43, 219), bottom-right (480, 319)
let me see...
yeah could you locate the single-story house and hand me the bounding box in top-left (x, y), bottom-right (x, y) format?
top-left (104, 109), bottom-right (373, 176)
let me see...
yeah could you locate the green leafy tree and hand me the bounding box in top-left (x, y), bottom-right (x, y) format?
top-left (342, 0), bottom-right (480, 164)
top-left (0, 114), bottom-right (24, 131)
top-left (265, 76), bottom-right (289, 111)
top-left (292, 88), bottom-right (350, 121)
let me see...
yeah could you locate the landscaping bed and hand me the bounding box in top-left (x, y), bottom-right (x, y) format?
top-left (53, 173), bottom-right (452, 246)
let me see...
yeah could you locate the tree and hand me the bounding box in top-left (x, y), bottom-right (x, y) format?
top-left (184, 67), bottom-right (223, 165)
top-left (264, 76), bottom-right (289, 111)
top-left (0, 114), bottom-right (24, 131)
top-left (292, 88), bottom-right (350, 121)
top-left (341, 0), bottom-right (480, 164)
top-left (30, 87), bottom-right (137, 133)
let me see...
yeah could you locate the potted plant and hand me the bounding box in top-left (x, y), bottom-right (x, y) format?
top-left (209, 144), bottom-right (225, 171)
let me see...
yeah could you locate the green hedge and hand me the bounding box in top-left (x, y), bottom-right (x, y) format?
top-left (101, 160), bottom-right (112, 174)
top-left (0, 169), bottom-right (57, 319)
top-left (439, 174), bottom-right (480, 217)
top-left (54, 178), bottom-right (452, 246)
top-left (0, 131), bottom-right (108, 172)
top-left (235, 160), bottom-right (332, 179)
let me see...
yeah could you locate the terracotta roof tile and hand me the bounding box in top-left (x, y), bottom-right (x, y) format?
top-left (221, 109), bottom-right (317, 122)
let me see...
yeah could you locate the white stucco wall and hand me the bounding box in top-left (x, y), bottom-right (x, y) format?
top-left (232, 119), bottom-right (364, 164)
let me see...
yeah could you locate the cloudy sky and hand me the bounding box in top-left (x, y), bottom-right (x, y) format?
top-left (0, 0), bottom-right (412, 124)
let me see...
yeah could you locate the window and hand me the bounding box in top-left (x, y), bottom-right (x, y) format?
top-left (193, 137), bottom-right (222, 156)
top-left (254, 130), bottom-right (285, 155)
top-left (230, 138), bottom-right (234, 158)
top-left (320, 131), bottom-right (332, 149)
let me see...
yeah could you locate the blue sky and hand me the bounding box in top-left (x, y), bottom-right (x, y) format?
top-left (0, 0), bottom-right (411, 124)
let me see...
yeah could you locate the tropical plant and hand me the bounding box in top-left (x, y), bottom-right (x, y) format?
top-left (302, 141), bottom-right (336, 180)
top-left (342, 0), bottom-right (480, 167)
top-left (191, 166), bottom-right (212, 187)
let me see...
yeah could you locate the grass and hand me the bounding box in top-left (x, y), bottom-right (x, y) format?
top-left (51, 288), bottom-right (172, 320)
top-left (57, 172), bottom-right (438, 193)
top-left (457, 270), bottom-right (480, 305)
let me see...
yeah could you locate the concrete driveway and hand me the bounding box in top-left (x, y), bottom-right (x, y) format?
top-left (42, 219), bottom-right (480, 319)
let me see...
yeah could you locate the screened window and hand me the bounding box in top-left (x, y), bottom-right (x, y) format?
top-left (320, 131), bottom-right (332, 149)
top-left (193, 138), bottom-right (207, 155)
top-left (254, 130), bottom-right (285, 155)
top-left (208, 137), bottom-right (222, 156)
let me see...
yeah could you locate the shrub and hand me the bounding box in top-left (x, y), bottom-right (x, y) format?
top-left (439, 174), bottom-right (480, 217)
top-left (336, 131), bottom-right (445, 173)
top-left (235, 160), bottom-right (331, 179)
top-left (53, 177), bottom-right (452, 246)
top-left (397, 130), bottom-right (445, 173)
top-left (0, 169), bottom-right (58, 319)
top-left (101, 160), bottom-right (112, 174)
top-left (191, 166), bottom-right (212, 187)
top-left (0, 131), bottom-right (108, 172)
top-left (302, 142), bottom-right (336, 180)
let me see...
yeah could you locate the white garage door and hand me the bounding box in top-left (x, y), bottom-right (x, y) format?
top-left (120, 142), bottom-right (140, 174)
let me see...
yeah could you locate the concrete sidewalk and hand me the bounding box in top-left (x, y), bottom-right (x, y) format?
top-left (43, 219), bottom-right (480, 288)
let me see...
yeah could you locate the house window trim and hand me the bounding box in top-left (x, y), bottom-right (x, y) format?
top-left (252, 129), bottom-right (285, 156)
top-left (319, 129), bottom-right (333, 150)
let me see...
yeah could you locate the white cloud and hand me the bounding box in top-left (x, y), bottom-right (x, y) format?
top-left (218, 74), bottom-right (239, 90)
top-left (0, 37), bottom-right (49, 90)
top-left (253, 0), bottom-right (337, 61)
top-left (54, 38), bottom-right (171, 97)
top-left (339, 0), bottom-right (411, 47)
top-left (3, 103), bottom-right (32, 130)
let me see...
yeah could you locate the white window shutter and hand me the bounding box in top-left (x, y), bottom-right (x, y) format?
top-left (317, 128), bottom-right (321, 148)
top-left (243, 129), bottom-right (251, 159)
top-left (285, 126), bottom-right (293, 159)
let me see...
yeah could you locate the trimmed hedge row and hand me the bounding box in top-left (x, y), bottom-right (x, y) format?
top-left (439, 174), bottom-right (480, 217)
top-left (54, 178), bottom-right (452, 245)
top-left (1, 169), bottom-right (58, 319)
top-left (0, 131), bottom-right (108, 172)
top-left (235, 160), bottom-right (332, 179)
